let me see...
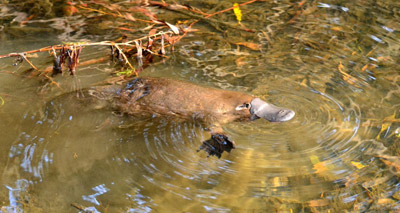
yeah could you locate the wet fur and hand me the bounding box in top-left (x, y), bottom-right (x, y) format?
top-left (112, 77), bottom-right (254, 125)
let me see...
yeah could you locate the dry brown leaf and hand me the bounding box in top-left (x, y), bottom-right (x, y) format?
top-left (308, 199), bottom-right (329, 207)
top-left (381, 159), bottom-right (400, 173)
top-left (124, 13), bottom-right (136, 22)
top-left (377, 56), bottom-right (391, 62)
top-left (118, 27), bottom-right (135, 32)
top-left (377, 198), bottom-right (395, 205)
top-left (331, 26), bottom-right (343, 31)
top-left (235, 56), bottom-right (246, 67)
top-left (148, 28), bottom-right (157, 36)
top-left (65, 5), bottom-right (79, 16)
top-left (300, 79), bottom-right (308, 87)
top-left (235, 42), bottom-right (260, 50)
top-left (361, 64), bottom-right (368, 72)
top-left (165, 22), bottom-right (180, 34)
top-left (338, 62), bottom-right (357, 85)
top-left (361, 64), bottom-right (377, 72)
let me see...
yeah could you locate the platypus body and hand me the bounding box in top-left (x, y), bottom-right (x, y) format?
top-left (89, 77), bottom-right (295, 157)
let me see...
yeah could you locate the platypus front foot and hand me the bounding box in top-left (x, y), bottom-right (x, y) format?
top-left (198, 133), bottom-right (236, 158)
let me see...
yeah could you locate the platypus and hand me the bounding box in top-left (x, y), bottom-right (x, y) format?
top-left (88, 77), bottom-right (295, 157)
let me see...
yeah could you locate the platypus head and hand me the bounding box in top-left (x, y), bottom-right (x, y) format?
top-left (236, 98), bottom-right (295, 122)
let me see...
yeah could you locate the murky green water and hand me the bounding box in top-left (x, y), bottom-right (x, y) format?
top-left (1, 0), bottom-right (400, 212)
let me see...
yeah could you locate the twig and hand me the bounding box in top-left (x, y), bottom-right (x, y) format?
top-left (19, 53), bottom-right (38, 70)
top-left (71, 203), bottom-right (90, 213)
top-left (77, 4), bottom-right (154, 24)
top-left (43, 74), bottom-right (64, 90)
top-left (113, 44), bottom-right (136, 72)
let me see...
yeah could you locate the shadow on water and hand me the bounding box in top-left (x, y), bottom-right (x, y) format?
top-left (1, 0), bottom-right (400, 212)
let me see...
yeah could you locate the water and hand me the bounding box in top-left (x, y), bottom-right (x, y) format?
top-left (0, 0), bottom-right (400, 212)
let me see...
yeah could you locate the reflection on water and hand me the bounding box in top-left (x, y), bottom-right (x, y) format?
top-left (1, 0), bottom-right (400, 212)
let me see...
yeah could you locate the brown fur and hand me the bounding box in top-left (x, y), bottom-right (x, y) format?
top-left (113, 77), bottom-right (254, 125)
top-left (88, 77), bottom-right (260, 158)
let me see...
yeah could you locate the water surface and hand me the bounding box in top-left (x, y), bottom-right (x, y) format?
top-left (1, 0), bottom-right (400, 212)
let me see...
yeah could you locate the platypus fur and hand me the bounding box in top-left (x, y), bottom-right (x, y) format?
top-left (88, 77), bottom-right (295, 158)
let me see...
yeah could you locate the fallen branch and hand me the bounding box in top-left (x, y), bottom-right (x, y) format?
top-left (0, 30), bottom-right (175, 59)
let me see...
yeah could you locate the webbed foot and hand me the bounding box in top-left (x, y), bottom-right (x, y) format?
top-left (198, 133), bottom-right (236, 158)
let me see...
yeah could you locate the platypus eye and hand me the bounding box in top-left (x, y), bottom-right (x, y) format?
top-left (235, 103), bottom-right (251, 111)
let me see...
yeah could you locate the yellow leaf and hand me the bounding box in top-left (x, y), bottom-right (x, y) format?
top-left (310, 155), bottom-right (327, 173)
top-left (300, 79), bottom-right (307, 87)
top-left (313, 162), bottom-right (327, 173)
top-left (351, 161), bottom-right (366, 169)
top-left (272, 177), bottom-right (281, 187)
top-left (233, 3), bottom-right (242, 24)
top-left (116, 69), bottom-right (134, 76)
top-left (338, 62), bottom-right (345, 72)
top-left (377, 112), bottom-right (396, 140)
top-left (330, 26), bottom-right (343, 31)
top-left (361, 64), bottom-right (369, 72)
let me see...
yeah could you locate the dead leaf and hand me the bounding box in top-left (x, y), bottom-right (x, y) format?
top-left (331, 26), bottom-right (343, 31)
top-left (148, 28), bottom-right (157, 36)
top-left (118, 27), bottom-right (135, 32)
top-left (235, 42), bottom-right (260, 50)
top-left (165, 21), bottom-right (180, 34)
top-left (351, 161), bottom-right (366, 169)
top-left (338, 62), bottom-right (357, 85)
top-left (124, 13), bottom-right (136, 22)
top-left (167, 36), bottom-right (179, 45)
top-left (65, 5), bottom-right (79, 16)
top-left (377, 56), bottom-right (391, 62)
top-left (378, 198), bottom-right (395, 205)
top-left (361, 64), bottom-right (377, 72)
top-left (313, 162), bottom-right (328, 173)
top-left (300, 79), bottom-right (308, 87)
top-left (183, 28), bottom-right (199, 33)
top-left (377, 112), bottom-right (396, 140)
top-left (383, 112), bottom-right (397, 122)
top-left (235, 56), bottom-right (246, 67)
top-left (381, 159), bottom-right (400, 173)
top-left (308, 199), bottom-right (329, 207)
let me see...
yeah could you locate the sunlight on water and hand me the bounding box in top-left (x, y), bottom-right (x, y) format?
top-left (0, 0), bottom-right (400, 212)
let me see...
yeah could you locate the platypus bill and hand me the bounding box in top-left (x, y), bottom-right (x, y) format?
top-left (91, 77), bottom-right (295, 158)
